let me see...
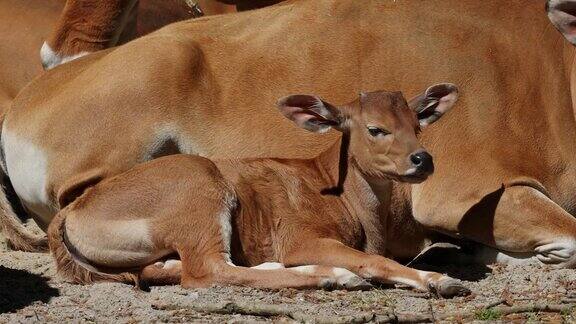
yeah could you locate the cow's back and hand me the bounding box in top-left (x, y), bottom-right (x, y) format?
top-left (178, 0), bottom-right (576, 214)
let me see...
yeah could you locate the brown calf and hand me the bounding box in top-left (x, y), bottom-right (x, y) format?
top-left (48, 86), bottom-right (468, 297)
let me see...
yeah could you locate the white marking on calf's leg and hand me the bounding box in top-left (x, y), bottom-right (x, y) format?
top-left (218, 192), bottom-right (236, 263)
top-left (289, 265), bottom-right (371, 290)
top-left (151, 259), bottom-right (182, 270)
top-left (251, 262), bottom-right (285, 270)
top-left (287, 266), bottom-right (335, 289)
top-left (288, 265), bottom-right (317, 274)
top-left (389, 275), bottom-right (427, 291)
top-left (476, 239), bottom-right (576, 268)
top-left (391, 270), bottom-right (447, 291)
top-left (163, 259), bottom-right (182, 270)
top-left (332, 267), bottom-right (372, 290)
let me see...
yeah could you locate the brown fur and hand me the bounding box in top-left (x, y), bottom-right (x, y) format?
top-left (47, 90), bottom-right (468, 297)
top-left (43, 0), bottom-right (282, 68)
top-left (0, 0), bottom-right (63, 113)
top-left (0, 0), bottom-right (219, 251)
top-left (5, 0), bottom-right (576, 266)
top-left (50, 156), bottom-right (347, 290)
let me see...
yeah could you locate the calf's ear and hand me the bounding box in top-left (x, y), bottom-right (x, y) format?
top-left (277, 95), bottom-right (343, 133)
top-left (408, 83), bottom-right (459, 127)
top-left (548, 0), bottom-right (576, 45)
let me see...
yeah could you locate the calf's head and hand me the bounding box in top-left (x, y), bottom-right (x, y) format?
top-left (277, 83), bottom-right (458, 183)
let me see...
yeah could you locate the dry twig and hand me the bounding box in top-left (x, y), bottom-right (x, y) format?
top-left (151, 300), bottom-right (576, 323)
top-left (152, 301), bottom-right (396, 323)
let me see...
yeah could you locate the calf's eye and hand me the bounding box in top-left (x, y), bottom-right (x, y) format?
top-left (367, 126), bottom-right (390, 137)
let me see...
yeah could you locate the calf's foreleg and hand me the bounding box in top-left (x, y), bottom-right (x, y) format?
top-left (283, 238), bottom-right (470, 298)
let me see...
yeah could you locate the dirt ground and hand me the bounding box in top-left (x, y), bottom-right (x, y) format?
top-left (1, 222), bottom-right (576, 323)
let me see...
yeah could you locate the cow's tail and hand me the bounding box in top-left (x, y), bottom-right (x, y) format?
top-left (0, 187), bottom-right (48, 252)
top-left (47, 210), bottom-right (138, 285)
top-left (0, 114), bottom-right (48, 252)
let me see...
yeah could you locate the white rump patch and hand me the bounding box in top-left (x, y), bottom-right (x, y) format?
top-left (66, 217), bottom-right (161, 268)
top-left (2, 131), bottom-right (54, 224)
top-left (40, 42), bottom-right (89, 70)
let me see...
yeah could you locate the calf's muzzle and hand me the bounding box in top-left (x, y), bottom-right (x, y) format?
top-left (408, 151), bottom-right (434, 177)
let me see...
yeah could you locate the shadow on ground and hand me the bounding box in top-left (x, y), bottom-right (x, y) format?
top-left (0, 266), bottom-right (59, 313)
top-left (409, 244), bottom-right (492, 282)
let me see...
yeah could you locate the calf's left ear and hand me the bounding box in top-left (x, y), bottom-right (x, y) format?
top-left (408, 83), bottom-right (459, 127)
top-left (277, 95), bottom-right (343, 133)
top-left (547, 0), bottom-right (576, 45)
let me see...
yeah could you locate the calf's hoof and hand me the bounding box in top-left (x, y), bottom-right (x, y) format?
top-left (429, 277), bottom-right (470, 298)
top-left (333, 268), bottom-right (373, 291)
top-left (342, 276), bottom-right (373, 291)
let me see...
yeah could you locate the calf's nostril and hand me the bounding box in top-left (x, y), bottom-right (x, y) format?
top-left (410, 154), bottom-right (423, 166)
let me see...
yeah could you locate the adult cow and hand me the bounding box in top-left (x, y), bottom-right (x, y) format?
top-left (3, 0), bottom-right (576, 269)
top-left (0, 0), bottom-right (217, 250)
top-left (41, 0), bottom-right (283, 70)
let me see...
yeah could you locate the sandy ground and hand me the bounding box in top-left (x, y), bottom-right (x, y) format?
top-left (1, 222), bottom-right (576, 323)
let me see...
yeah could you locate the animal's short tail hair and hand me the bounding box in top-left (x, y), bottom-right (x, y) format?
top-left (47, 209), bottom-right (138, 285)
top-left (0, 182), bottom-right (48, 252)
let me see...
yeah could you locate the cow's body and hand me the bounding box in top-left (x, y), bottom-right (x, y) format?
top-left (0, 0), bottom-right (212, 250)
top-left (5, 0), bottom-right (576, 265)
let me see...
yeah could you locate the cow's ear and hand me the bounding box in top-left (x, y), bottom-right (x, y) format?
top-left (277, 95), bottom-right (343, 133)
top-left (548, 0), bottom-right (576, 45)
top-left (408, 83), bottom-right (459, 127)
